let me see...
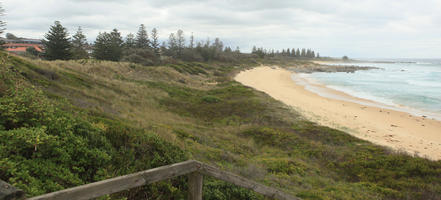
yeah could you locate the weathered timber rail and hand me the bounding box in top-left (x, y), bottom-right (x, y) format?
top-left (1, 160), bottom-right (300, 200)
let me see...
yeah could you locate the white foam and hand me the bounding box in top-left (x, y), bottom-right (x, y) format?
top-left (291, 73), bottom-right (441, 121)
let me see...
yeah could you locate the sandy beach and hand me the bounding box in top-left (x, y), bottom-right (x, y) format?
top-left (235, 66), bottom-right (441, 160)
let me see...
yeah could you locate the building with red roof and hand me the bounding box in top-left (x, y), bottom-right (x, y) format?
top-left (1, 38), bottom-right (44, 55)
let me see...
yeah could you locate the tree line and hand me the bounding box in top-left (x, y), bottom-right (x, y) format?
top-left (251, 46), bottom-right (319, 59)
top-left (41, 21), bottom-right (243, 65)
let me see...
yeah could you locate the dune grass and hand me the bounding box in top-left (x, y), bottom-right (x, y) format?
top-left (1, 53), bottom-right (441, 200)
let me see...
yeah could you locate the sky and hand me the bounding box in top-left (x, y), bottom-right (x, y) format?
top-left (2, 0), bottom-right (441, 58)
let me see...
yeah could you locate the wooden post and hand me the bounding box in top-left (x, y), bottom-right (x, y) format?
top-left (188, 172), bottom-right (203, 200)
top-left (0, 180), bottom-right (25, 200)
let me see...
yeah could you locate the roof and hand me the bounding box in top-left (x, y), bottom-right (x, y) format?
top-left (3, 43), bottom-right (44, 52)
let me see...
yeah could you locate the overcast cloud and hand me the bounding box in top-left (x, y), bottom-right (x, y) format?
top-left (2, 0), bottom-right (441, 58)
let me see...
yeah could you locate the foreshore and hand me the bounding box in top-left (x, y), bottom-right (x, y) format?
top-left (235, 66), bottom-right (441, 160)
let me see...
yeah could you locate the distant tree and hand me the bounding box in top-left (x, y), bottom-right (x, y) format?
top-left (93, 32), bottom-right (109, 60)
top-left (317, 53), bottom-right (320, 58)
top-left (296, 48), bottom-right (300, 57)
top-left (301, 48), bottom-right (306, 57)
top-left (176, 29), bottom-right (185, 57)
top-left (342, 55), bottom-right (349, 60)
top-left (213, 38), bottom-right (223, 52)
top-left (150, 28), bottom-right (160, 55)
top-left (0, 5), bottom-right (5, 36)
top-left (311, 51), bottom-right (315, 58)
top-left (42, 21), bottom-right (71, 60)
top-left (234, 46), bottom-right (240, 53)
top-left (71, 26), bottom-right (89, 59)
top-left (189, 32), bottom-right (194, 49)
top-left (167, 33), bottom-right (177, 57)
top-left (6, 33), bottom-right (18, 40)
top-left (93, 29), bottom-right (123, 61)
top-left (286, 48), bottom-right (290, 56)
top-left (306, 49), bottom-right (311, 57)
top-left (252, 46), bottom-right (257, 54)
top-left (135, 24), bottom-right (150, 49)
top-left (125, 33), bottom-right (136, 48)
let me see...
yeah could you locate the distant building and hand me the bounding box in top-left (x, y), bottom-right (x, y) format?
top-left (1, 38), bottom-right (44, 55)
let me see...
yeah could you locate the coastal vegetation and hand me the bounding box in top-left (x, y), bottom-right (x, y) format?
top-left (1, 50), bottom-right (441, 200)
top-left (39, 21), bottom-right (321, 65)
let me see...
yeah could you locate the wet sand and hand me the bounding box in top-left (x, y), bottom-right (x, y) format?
top-left (235, 66), bottom-right (441, 160)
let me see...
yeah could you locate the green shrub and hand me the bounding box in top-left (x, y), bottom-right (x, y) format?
top-left (201, 95), bottom-right (221, 103)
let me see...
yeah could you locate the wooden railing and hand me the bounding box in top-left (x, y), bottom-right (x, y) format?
top-left (1, 160), bottom-right (300, 200)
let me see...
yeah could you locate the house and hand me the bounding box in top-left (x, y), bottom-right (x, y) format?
top-left (1, 38), bottom-right (44, 55)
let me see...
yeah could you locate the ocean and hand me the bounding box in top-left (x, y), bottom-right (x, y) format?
top-left (295, 59), bottom-right (441, 120)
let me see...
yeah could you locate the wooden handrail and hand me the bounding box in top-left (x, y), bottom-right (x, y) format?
top-left (4, 160), bottom-right (300, 200)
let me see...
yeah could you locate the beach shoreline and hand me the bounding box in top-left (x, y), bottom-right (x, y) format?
top-left (235, 66), bottom-right (441, 160)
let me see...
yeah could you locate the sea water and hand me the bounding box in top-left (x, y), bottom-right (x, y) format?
top-left (296, 59), bottom-right (441, 120)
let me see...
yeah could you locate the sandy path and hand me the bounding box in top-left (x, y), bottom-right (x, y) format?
top-left (235, 66), bottom-right (441, 160)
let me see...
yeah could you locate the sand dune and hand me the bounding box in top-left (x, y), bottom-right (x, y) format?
top-left (235, 66), bottom-right (441, 160)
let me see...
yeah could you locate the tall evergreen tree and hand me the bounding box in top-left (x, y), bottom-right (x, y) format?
top-left (189, 32), bottom-right (194, 49)
top-left (125, 33), bottom-right (136, 48)
top-left (213, 38), bottom-right (223, 52)
top-left (71, 26), bottom-right (89, 59)
top-left (135, 24), bottom-right (150, 49)
top-left (176, 29), bottom-right (185, 57)
top-left (234, 46), bottom-right (240, 53)
top-left (150, 28), bottom-right (160, 55)
top-left (296, 48), bottom-right (300, 57)
top-left (0, 5), bottom-right (5, 36)
top-left (252, 46), bottom-right (257, 54)
top-left (93, 29), bottom-right (123, 61)
top-left (167, 33), bottom-right (177, 57)
top-left (42, 21), bottom-right (71, 60)
top-left (301, 48), bottom-right (306, 57)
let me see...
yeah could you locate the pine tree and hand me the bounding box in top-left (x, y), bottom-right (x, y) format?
top-left (0, 5), bottom-right (5, 36)
top-left (213, 38), bottom-right (223, 52)
top-left (234, 46), bottom-right (240, 53)
top-left (109, 28), bottom-right (124, 60)
top-left (135, 24), bottom-right (149, 49)
top-left (189, 32), bottom-right (194, 49)
top-left (176, 29), bottom-right (185, 57)
top-left (125, 33), bottom-right (136, 48)
top-left (93, 29), bottom-right (123, 61)
top-left (150, 28), bottom-right (160, 55)
top-left (43, 21), bottom-right (71, 60)
top-left (167, 33), bottom-right (178, 57)
top-left (252, 46), bottom-right (257, 54)
top-left (71, 26), bottom-right (89, 59)
top-left (301, 48), bottom-right (306, 57)
top-left (296, 48), bottom-right (300, 57)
